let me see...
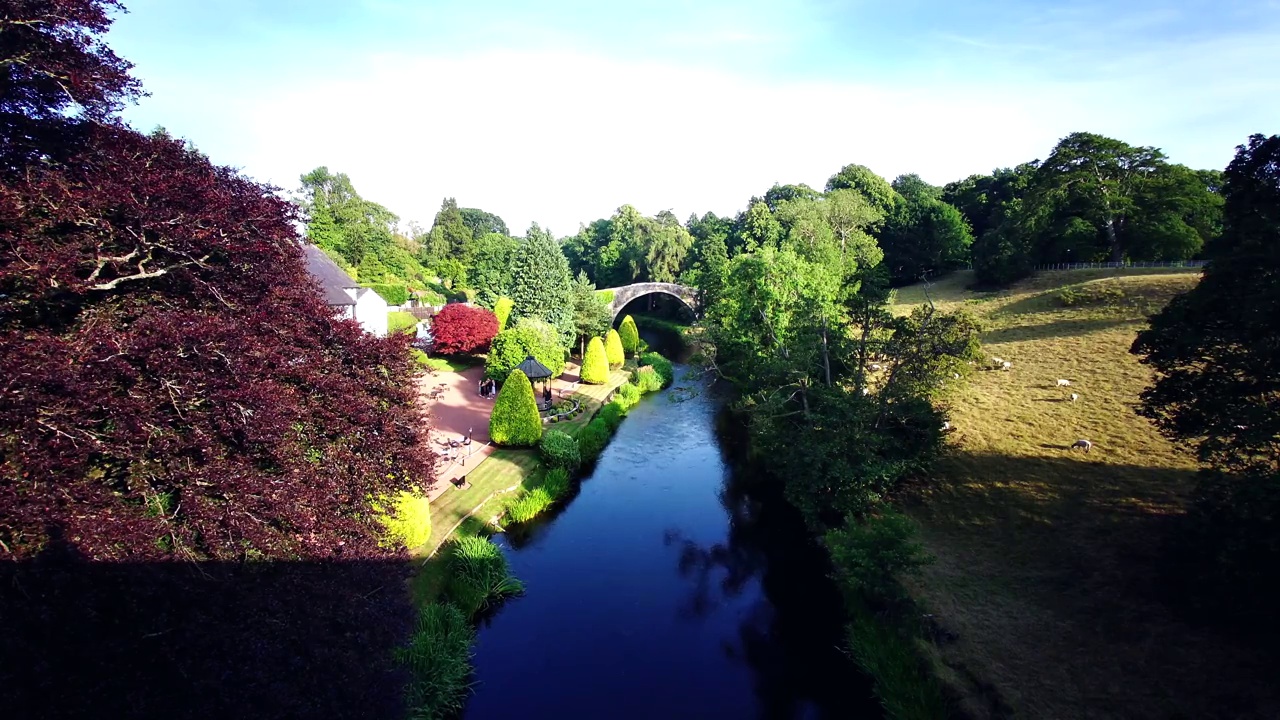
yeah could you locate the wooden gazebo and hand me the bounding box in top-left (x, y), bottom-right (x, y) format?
top-left (515, 355), bottom-right (553, 410)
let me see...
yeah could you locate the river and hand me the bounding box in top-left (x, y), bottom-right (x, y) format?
top-left (463, 362), bottom-right (880, 719)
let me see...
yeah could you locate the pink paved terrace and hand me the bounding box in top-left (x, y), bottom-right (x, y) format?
top-left (418, 360), bottom-right (585, 500)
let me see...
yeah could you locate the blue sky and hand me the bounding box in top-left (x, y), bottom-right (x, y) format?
top-left (108, 0), bottom-right (1280, 234)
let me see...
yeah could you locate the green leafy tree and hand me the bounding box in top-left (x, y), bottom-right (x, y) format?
top-left (493, 296), bottom-right (514, 331)
top-left (580, 336), bottom-right (610, 384)
top-left (459, 207), bottom-right (508, 239)
top-left (605, 329), bottom-right (625, 368)
top-left (1132, 134), bottom-right (1280, 476)
top-left (763, 183), bottom-right (821, 212)
top-left (1131, 134), bottom-right (1280, 613)
top-left (618, 315), bottom-right (640, 356)
top-left (739, 200), bottom-right (783, 252)
top-left (484, 324), bottom-right (565, 382)
top-left (571, 272), bottom-right (612, 356)
top-left (489, 369), bottom-right (542, 446)
top-left (509, 223), bottom-right (574, 344)
top-left (468, 232), bottom-right (519, 306)
top-left (825, 163), bottom-right (898, 219)
top-left (878, 195), bottom-right (974, 284)
top-left (644, 210), bottom-right (693, 283)
top-left (426, 197), bottom-right (473, 264)
top-left (684, 212), bottom-right (730, 307)
top-left (1029, 132), bottom-right (1220, 262)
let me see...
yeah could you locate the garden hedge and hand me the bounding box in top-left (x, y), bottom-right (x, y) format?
top-left (539, 429), bottom-right (581, 472)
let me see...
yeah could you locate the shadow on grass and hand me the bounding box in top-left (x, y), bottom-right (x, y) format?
top-left (980, 316), bottom-right (1142, 345)
top-left (2, 537), bottom-right (413, 720)
top-left (912, 451), bottom-right (1199, 606)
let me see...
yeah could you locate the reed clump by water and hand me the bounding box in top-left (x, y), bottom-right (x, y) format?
top-left (397, 602), bottom-right (475, 720)
top-left (444, 536), bottom-right (525, 617)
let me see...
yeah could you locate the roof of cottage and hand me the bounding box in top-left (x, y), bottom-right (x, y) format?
top-left (302, 243), bottom-right (358, 306)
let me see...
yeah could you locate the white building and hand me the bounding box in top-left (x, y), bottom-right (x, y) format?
top-left (302, 244), bottom-right (388, 336)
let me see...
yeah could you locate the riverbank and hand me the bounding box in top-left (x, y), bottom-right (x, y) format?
top-left (403, 354), bottom-right (675, 719)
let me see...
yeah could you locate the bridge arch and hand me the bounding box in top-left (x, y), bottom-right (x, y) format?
top-left (600, 282), bottom-right (699, 321)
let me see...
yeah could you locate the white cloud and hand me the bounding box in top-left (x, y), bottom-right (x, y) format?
top-left (136, 44), bottom-right (1277, 234)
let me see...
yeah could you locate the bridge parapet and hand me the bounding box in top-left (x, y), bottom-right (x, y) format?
top-left (602, 282), bottom-right (699, 319)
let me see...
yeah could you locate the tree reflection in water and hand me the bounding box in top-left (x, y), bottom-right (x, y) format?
top-left (665, 455), bottom-right (874, 719)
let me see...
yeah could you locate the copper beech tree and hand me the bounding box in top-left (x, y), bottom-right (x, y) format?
top-left (0, 3), bottom-right (432, 717)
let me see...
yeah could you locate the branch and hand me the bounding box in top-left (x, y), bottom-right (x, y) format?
top-left (88, 254), bottom-right (211, 291)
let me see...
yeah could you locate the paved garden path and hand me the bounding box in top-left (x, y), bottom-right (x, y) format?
top-left (418, 360), bottom-right (593, 501)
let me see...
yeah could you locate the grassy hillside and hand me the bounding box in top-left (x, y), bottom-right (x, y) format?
top-left (894, 269), bottom-right (1279, 719)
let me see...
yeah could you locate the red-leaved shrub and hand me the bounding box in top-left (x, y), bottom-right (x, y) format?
top-left (429, 303), bottom-right (499, 355)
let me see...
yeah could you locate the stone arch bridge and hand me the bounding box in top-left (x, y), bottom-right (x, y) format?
top-left (599, 282), bottom-right (699, 320)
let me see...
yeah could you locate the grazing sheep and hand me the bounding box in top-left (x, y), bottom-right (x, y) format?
top-left (1070, 393), bottom-right (1079, 402)
top-left (941, 421), bottom-right (955, 433)
top-left (861, 387), bottom-right (870, 396)
top-left (870, 363), bottom-right (882, 371)
top-left (1056, 379), bottom-right (1071, 387)
top-left (991, 356), bottom-right (1004, 364)
top-left (1071, 439), bottom-right (1093, 453)
top-left (1001, 361), bottom-right (1012, 371)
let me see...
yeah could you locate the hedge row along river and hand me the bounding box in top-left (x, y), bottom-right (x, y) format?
top-left (461, 358), bottom-right (882, 719)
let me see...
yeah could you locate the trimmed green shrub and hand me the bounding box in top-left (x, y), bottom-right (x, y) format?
top-left (639, 351), bottom-right (674, 387)
top-left (636, 366), bottom-right (663, 394)
top-left (618, 315), bottom-right (640, 356)
top-left (542, 467), bottom-right (571, 499)
top-left (615, 381), bottom-right (641, 409)
top-left (539, 429), bottom-right (581, 472)
top-left (368, 283), bottom-right (409, 306)
top-left (485, 325), bottom-right (565, 383)
top-left (580, 336), bottom-right (609, 385)
top-left (577, 419), bottom-right (611, 462)
top-left (445, 536), bottom-right (525, 617)
top-left (599, 400), bottom-right (626, 430)
top-left (396, 602), bottom-right (475, 720)
top-left (490, 369), bottom-right (543, 446)
top-left (388, 310), bottom-right (419, 335)
top-left (371, 489), bottom-right (431, 549)
top-left (605, 329), bottom-right (624, 368)
top-left (493, 296), bottom-right (514, 331)
top-left (506, 487), bottom-right (553, 524)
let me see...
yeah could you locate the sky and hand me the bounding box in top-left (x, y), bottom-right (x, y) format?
top-left (107, 0), bottom-right (1280, 235)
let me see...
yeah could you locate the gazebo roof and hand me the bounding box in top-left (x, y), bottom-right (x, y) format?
top-left (515, 355), bottom-right (552, 380)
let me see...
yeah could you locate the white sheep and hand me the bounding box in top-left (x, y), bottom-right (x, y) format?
top-left (861, 387), bottom-right (870, 396)
top-left (1001, 361), bottom-right (1012, 371)
top-left (1056, 379), bottom-right (1071, 387)
top-left (869, 363), bottom-right (882, 371)
top-left (991, 356), bottom-right (1004, 365)
top-left (952, 373), bottom-right (960, 380)
top-left (1071, 439), bottom-right (1093, 453)
top-left (1070, 393), bottom-right (1079, 402)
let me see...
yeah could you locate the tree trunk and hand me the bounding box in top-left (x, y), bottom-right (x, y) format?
top-left (821, 319), bottom-right (832, 387)
top-left (1106, 217), bottom-right (1122, 262)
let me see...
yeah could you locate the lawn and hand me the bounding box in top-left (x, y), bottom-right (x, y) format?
top-left (895, 268), bottom-right (1280, 718)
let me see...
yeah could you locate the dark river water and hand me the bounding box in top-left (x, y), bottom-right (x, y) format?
top-left (463, 362), bottom-right (880, 720)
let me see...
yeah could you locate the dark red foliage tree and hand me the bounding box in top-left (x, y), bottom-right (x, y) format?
top-left (0, 4), bottom-right (432, 717)
top-left (429, 302), bottom-right (499, 355)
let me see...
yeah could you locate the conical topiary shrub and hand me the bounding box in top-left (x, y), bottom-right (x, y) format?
top-left (605, 329), bottom-right (624, 368)
top-left (580, 336), bottom-right (609, 385)
top-left (489, 369), bottom-right (543, 446)
top-left (618, 315), bottom-right (640, 356)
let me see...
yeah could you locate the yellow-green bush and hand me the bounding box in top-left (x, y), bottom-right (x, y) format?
top-left (489, 369), bottom-right (543, 446)
top-left (371, 489), bottom-right (432, 549)
top-left (580, 336), bottom-right (609, 385)
top-left (605, 329), bottom-right (625, 368)
top-left (618, 315), bottom-right (640, 356)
